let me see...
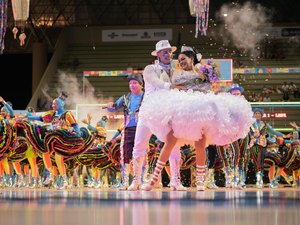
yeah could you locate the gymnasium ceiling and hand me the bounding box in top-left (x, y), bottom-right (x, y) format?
top-left (3, 0), bottom-right (300, 53)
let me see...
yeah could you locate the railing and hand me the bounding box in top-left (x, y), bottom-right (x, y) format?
top-left (250, 102), bottom-right (300, 131)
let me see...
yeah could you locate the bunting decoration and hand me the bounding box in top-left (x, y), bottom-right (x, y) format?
top-left (189, 0), bottom-right (210, 37)
top-left (0, 0), bottom-right (8, 53)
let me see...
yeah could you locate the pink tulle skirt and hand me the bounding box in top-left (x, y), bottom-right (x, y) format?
top-left (139, 89), bottom-right (254, 146)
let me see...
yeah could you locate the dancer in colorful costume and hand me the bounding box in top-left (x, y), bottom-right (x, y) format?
top-left (106, 74), bottom-right (144, 190)
top-left (282, 122), bottom-right (300, 187)
top-left (0, 96), bottom-right (15, 187)
top-left (248, 107), bottom-right (287, 188)
top-left (0, 96), bottom-right (35, 188)
top-left (216, 83), bottom-right (250, 188)
top-left (81, 114), bottom-right (108, 188)
top-left (26, 93), bottom-right (93, 189)
top-left (79, 114), bottom-right (123, 188)
top-left (140, 45), bottom-right (253, 191)
top-left (263, 134), bottom-right (292, 188)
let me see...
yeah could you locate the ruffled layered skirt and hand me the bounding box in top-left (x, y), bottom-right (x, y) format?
top-left (139, 89), bottom-right (254, 146)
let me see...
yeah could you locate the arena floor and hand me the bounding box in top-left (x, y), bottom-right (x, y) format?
top-left (0, 187), bottom-right (299, 225)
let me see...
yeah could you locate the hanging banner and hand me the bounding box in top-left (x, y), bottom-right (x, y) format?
top-left (234, 67), bottom-right (300, 74)
top-left (102, 28), bottom-right (172, 42)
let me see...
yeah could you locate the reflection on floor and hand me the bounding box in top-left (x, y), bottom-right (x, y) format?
top-left (0, 187), bottom-right (299, 225)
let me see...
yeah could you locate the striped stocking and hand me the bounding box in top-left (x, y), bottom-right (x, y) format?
top-left (150, 160), bottom-right (165, 185)
top-left (196, 165), bottom-right (207, 191)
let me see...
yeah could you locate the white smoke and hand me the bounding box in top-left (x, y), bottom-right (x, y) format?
top-left (56, 70), bottom-right (100, 109)
top-left (55, 71), bottom-right (121, 133)
top-left (215, 1), bottom-right (271, 58)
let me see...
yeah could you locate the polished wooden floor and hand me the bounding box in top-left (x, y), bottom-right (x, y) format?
top-left (0, 186), bottom-right (299, 225)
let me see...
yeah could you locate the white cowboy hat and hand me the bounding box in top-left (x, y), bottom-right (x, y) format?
top-left (151, 40), bottom-right (177, 56)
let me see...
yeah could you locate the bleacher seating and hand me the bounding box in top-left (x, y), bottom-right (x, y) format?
top-left (50, 41), bottom-right (157, 100)
top-left (59, 42), bottom-right (156, 72)
top-left (236, 73), bottom-right (300, 101)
